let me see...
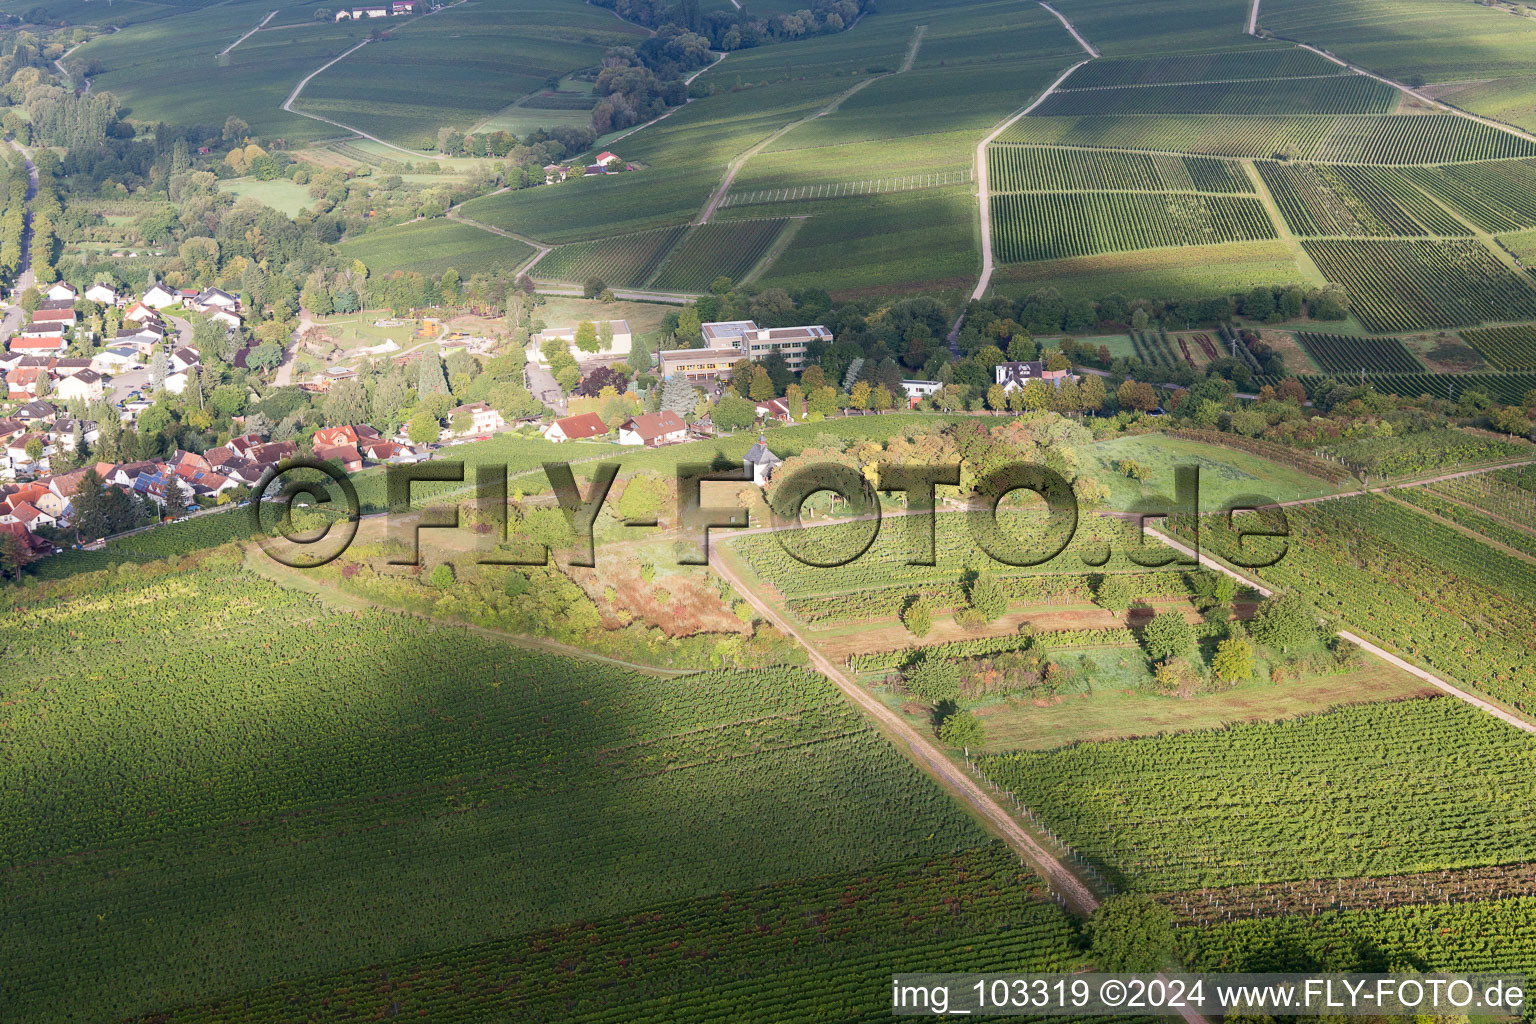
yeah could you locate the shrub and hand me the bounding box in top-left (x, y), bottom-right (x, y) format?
top-left (1212, 637), bottom-right (1254, 683)
top-left (1093, 573), bottom-right (1133, 612)
top-left (901, 596), bottom-right (934, 637)
top-left (902, 653), bottom-right (960, 704)
top-left (938, 709), bottom-right (986, 750)
top-left (1141, 611), bottom-right (1195, 662)
top-left (968, 571), bottom-right (1007, 622)
top-left (429, 563), bottom-right (456, 589)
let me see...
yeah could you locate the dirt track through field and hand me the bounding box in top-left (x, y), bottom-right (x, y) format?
top-left (1148, 527), bottom-right (1536, 736)
top-left (696, 24), bottom-right (926, 225)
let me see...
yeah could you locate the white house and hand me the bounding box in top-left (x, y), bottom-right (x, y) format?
top-left (54, 369), bottom-right (105, 403)
top-left (85, 283), bottom-right (120, 305)
top-left (994, 361), bottom-right (1075, 392)
top-left (45, 282), bottom-right (76, 302)
top-left (191, 287), bottom-right (238, 312)
top-left (92, 347), bottom-right (141, 374)
top-left (447, 402), bottom-right (506, 437)
top-left (531, 320), bottom-right (632, 362)
top-left (171, 347), bottom-right (201, 373)
top-left (901, 380), bottom-right (942, 400)
top-left (209, 309), bottom-right (242, 330)
top-left (617, 411), bottom-right (687, 447)
top-left (142, 283), bottom-right (180, 309)
top-left (123, 301), bottom-right (159, 324)
top-left (542, 412), bottom-right (609, 442)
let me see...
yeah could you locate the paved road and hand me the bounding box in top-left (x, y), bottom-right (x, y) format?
top-left (220, 8), bottom-right (277, 56)
top-left (1038, 1), bottom-right (1100, 57)
top-left (280, 0), bottom-right (468, 159)
top-left (1246, 0), bottom-right (1260, 34)
top-left (7, 139), bottom-right (37, 294)
top-left (965, 60), bottom-right (1089, 307)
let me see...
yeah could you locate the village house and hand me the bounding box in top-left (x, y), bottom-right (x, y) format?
top-left (15, 402), bottom-right (57, 426)
top-left (755, 396), bottom-right (800, 424)
top-left (123, 301), bottom-right (159, 324)
top-left (175, 463), bottom-right (238, 499)
top-left (92, 347), bottom-right (142, 374)
top-left (617, 411), bottom-right (687, 447)
top-left (543, 164), bottom-right (571, 183)
top-left (993, 360), bottom-right (1075, 392)
top-left (9, 334), bottom-right (67, 356)
top-left (85, 283), bottom-right (120, 306)
top-left (6, 367), bottom-right (42, 399)
top-left (209, 309), bottom-right (242, 330)
top-left (313, 444), bottom-right (365, 473)
top-left (189, 287), bottom-right (239, 313)
top-left (447, 402), bottom-right (506, 437)
top-left (45, 282), bottom-right (76, 302)
top-left (171, 347), bottom-right (201, 373)
top-left (51, 358), bottom-right (94, 377)
top-left (542, 412), bottom-right (608, 442)
top-left (141, 283), bottom-right (180, 309)
top-left (53, 369), bottom-right (105, 403)
top-left (313, 425), bottom-right (383, 449)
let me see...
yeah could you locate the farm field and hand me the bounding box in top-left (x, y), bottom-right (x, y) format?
top-left (1273, 371), bottom-right (1536, 404)
top-left (1396, 160), bottom-right (1536, 233)
top-left (532, 226), bottom-right (688, 289)
top-left (989, 147), bottom-right (1252, 194)
top-left (993, 240), bottom-right (1314, 300)
top-left (1034, 75), bottom-right (1398, 116)
top-left (648, 219), bottom-right (790, 291)
top-left (1256, 162), bottom-right (1469, 237)
top-left (336, 217), bottom-right (536, 276)
top-left (0, 560), bottom-right (993, 1022)
top-left (1294, 331), bottom-right (1423, 374)
top-left (1301, 238), bottom-right (1536, 332)
top-left (291, 0), bottom-right (648, 150)
top-left (1192, 495), bottom-right (1536, 713)
top-left (1460, 324), bottom-right (1536, 370)
top-left (990, 191), bottom-right (1276, 262)
top-left (76, 8), bottom-right (370, 141)
top-left (979, 696), bottom-right (1536, 891)
top-left (997, 113), bottom-right (1536, 163)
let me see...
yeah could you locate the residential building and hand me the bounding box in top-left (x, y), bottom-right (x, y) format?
top-left (51, 358), bottom-right (94, 377)
top-left (447, 402), bottom-right (505, 437)
top-left (594, 151), bottom-right (621, 167)
top-left (10, 334), bottom-right (67, 356)
top-left (313, 425), bottom-right (382, 449)
top-left (209, 309), bottom-right (242, 330)
top-left (617, 411), bottom-right (687, 447)
top-left (92, 347), bottom-right (141, 374)
top-left (123, 301), bottom-right (159, 324)
top-left (313, 444), bottom-right (364, 472)
top-left (542, 412), bottom-right (608, 442)
top-left (141, 283), bottom-right (180, 309)
top-left (54, 369), bottom-right (104, 403)
top-left (171, 347), bottom-right (201, 373)
top-left (85, 283), bottom-right (120, 305)
top-left (45, 282), bottom-right (77, 302)
top-left (190, 287), bottom-right (238, 312)
top-left (14, 402), bottom-right (56, 425)
top-left (994, 361), bottom-right (1075, 392)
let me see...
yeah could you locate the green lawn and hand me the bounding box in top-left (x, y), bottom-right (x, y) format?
top-left (217, 176), bottom-right (316, 216)
top-left (1086, 433), bottom-right (1345, 510)
top-left (993, 240), bottom-right (1313, 302)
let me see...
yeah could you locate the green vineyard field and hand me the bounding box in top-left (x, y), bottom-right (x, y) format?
top-left (533, 226), bottom-right (687, 287)
top-left (1036, 75), bottom-right (1397, 117)
top-left (1301, 238), bottom-right (1536, 331)
top-left (1064, 48), bottom-right (1350, 88)
top-left (979, 697), bottom-right (1536, 891)
top-left (988, 146), bottom-right (1251, 193)
top-left (991, 191), bottom-right (1275, 261)
top-left (648, 218), bottom-right (788, 291)
top-left (1000, 114), bottom-right (1536, 163)
top-left (1400, 159), bottom-right (1536, 232)
top-left (1461, 324), bottom-right (1536, 369)
top-left (1256, 161), bottom-right (1469, 236)
top-left (1262, 371), bottom-right (1536, 403)
top-left (1294, 331), bottom-right (1422, 373)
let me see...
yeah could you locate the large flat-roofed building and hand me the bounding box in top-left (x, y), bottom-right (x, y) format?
top-left (658, 346), bottom-right (746, 383)
top-left (700, 320), bottom-right (830, 371)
